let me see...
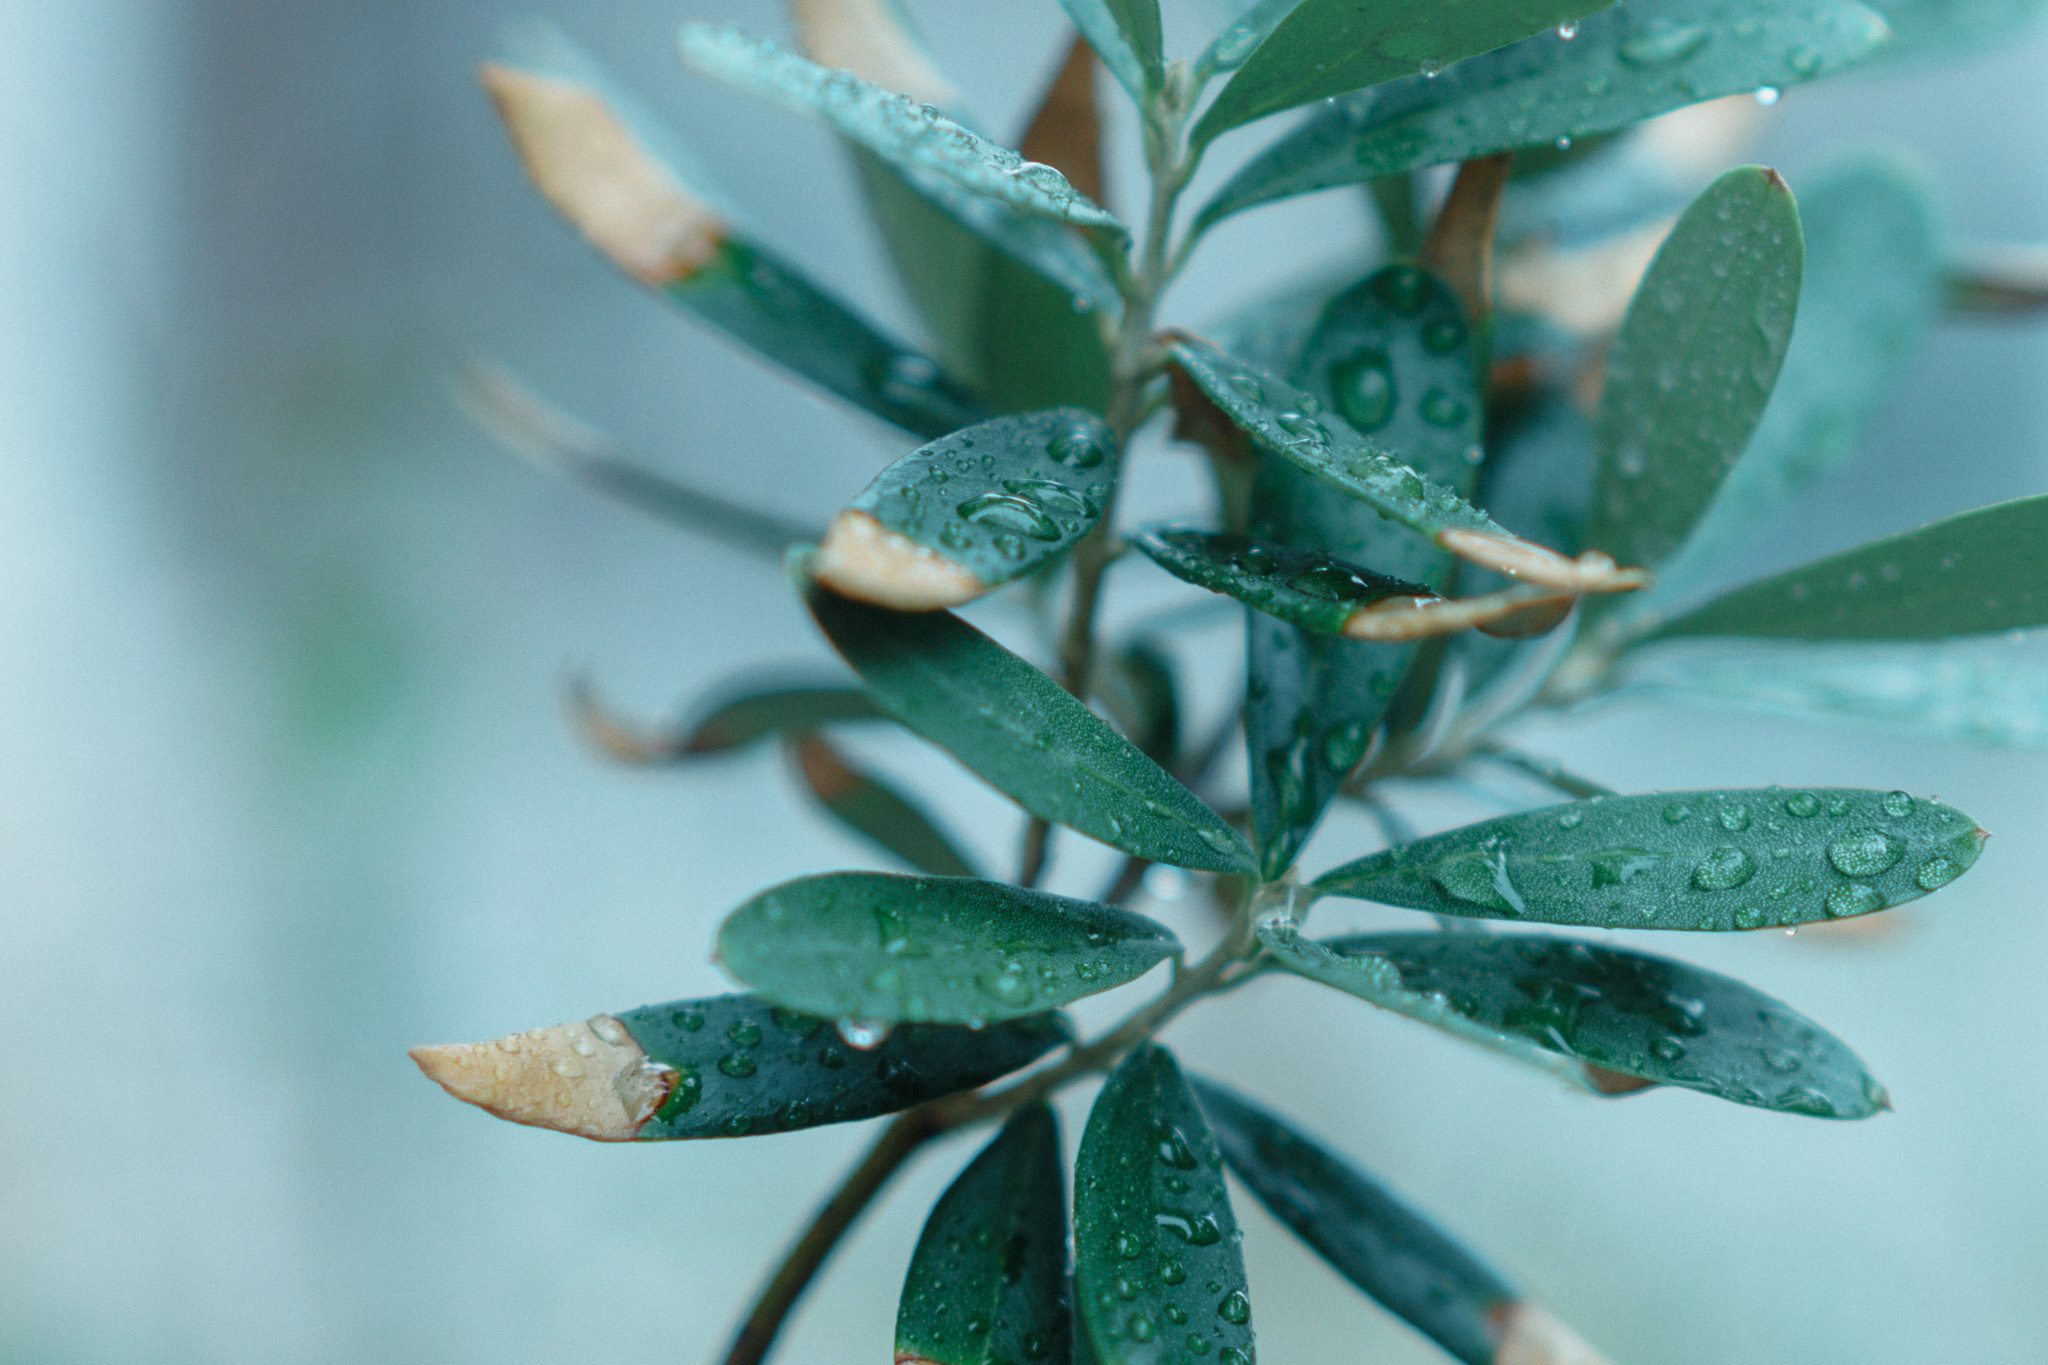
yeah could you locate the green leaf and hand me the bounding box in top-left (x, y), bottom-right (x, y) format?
top-left (1100, 640), bottom-right (1182, 768)
top-left (1261, 926), bottom-right (1890, 1115)
top-left (1864, 0), bottom-right (2048, 62)
top-left (1586, 166), bottom-right (1805, 570)
top-left (1191, 1078), bottom-right (1523, 1365)
top-left (1648, 159), bottom-right (1940, 603)
top-left (718, 872), bottom-right (1177, 1026)
top-left (678, 24), bottom-right (1126, 234)
top-left (1311, 787), bottom-right (1986, 930)
top-left (1193, 0), bottom-right (1618, 147)
top-left (1074, 1046), bottom-right (1254, 1365)
top-left (1196, 0), bottom-right (1308, 81)
top-left (479, 47), bottom-right (986, 441)
top-left (411, 993), bottom-right (1066, 1142)
top-left (814, 410), bottom-right (1118, 610)
top-left (675, 684), bottom-right (882, 756)
top-left (802, 577), bottom-right (1258, 873)
top-left (1137, 527), bottom-right (1435, 636)
top-left (1060, 0), bottom-right (1164, 102)
top-left (1196, 1), bottom-right (1888, 226)
top-left (898, 1103), bottom-right (1072, 1365)
top-left (787, 733), bottom-right (984, 878)
top-left (1657, 494), bottom-right (2048, 643)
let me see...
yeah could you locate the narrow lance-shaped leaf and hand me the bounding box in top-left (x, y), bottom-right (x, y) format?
top-left (898, 1103), bottom-right (1072, 1365)
top-left (1587, 166), bottom-right (1804, 570)
top-left (1192, 0), bottom-right (1619, 147)
top-left (717, 872), bottom-right (1180, 1026)
top-left (1657, 494), bottom-right (2048, 642)
top-left (813, 410), bottom-right (1118, 610)
top-left (1059, 0), bottom-right (1163, 102)
top-left (1260, 926), bottom-right (1890, 1116)
top-left (1646, 157), bottom-right (1941, 602)
top-left (678, 24), bottom-right (1126, 234)
top-left (1169, 334), bottom-right (1645, 594)
top-left (802, 573), bottom-right (1258, 873)
top-left (479, 42), bottom-right (982, 440)
top-left (786, 733), bottom-right (984, 878)
top-left (1074, 1046), bottom-right (1254, 1365)
top-left (568, 677), bottom-right (880, 763)
top-left (410, 992), bottom-right (1067, 1141)
top-left (1312, 787), bottom-right (1986, 931)
top-left (1191, 1078), bottom-right (1613, 1365)
top-left (1100, 639), bottom-right (1181, 768)
top-left (1196, 0), bottom-right (1889, 227)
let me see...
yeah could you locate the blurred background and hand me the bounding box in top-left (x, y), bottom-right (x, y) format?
top-left (3, 2), bottom-right (2047, 1362)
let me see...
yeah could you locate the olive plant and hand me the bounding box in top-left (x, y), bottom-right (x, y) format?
top-left (418, 3), bottom-right (2048, 1363)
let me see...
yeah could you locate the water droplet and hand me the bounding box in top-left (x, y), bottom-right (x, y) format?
top-left (587, 1015), bottom-right (630, 1045)
top-left (837, 1018), bottom-right (889, 1049)
top-left (1559, 809), bottom-right (1584, 830)
top-left (668, 1068), bottom-right (703, 1113)
top-left (569, 1033), bottom-right (597, 1057)
top-left (975, 962), bottom-right (1035, 1007)
top-left (1881, 791), bottom-right (1915, 818)
top-left (1376, 267), bottom-right (1426, 315)
top-left (1217, 1291), bottom-right (1251, 1325)
top-left (1160, 1258), bottom-right (1187, 1285)
top-left (1827, 829), bottom-right (1906, 878)
top-left (1048, 428), bottom-right (1106, 468)
top-left (1116, 1233), bottom-right (1142, 1259)
top-left (1718, 805), bottom-right (1750, 832)
top-left (957, 492), bottom-right (1063, 542)
top-left (1221, 1348), bottom-right (1252, 1365)
top-left (1420, 388), bottom-right (1469, 427)
top-left (1762, 1047), bottom-right (1802, 1074)
top-left (1915, 856), bottom-right (1961, 890)
top-left (1753, 85), bottom-right (1780, 105)
top-left (1784, 792), bottom-right (1821, 818)
top-left (1156, 1211), bottom-right (1223, 1245)
top-left (1651, 1035), bottom-right (1686, 1062)
top-left (1430, 850), bottom-right (1526, 915)
top-left (728, 1019), bottom-right (763, 1047)
top-left (1692, 846), bottom-right (1756, 891)
top-left (1663, 803), bottom-right (1693, 824)
top-left (1777, 1085), bottom-right (1836, 1117)
top-left (1003, 476), bottom-right (1091, 519)
top-left (1619, 21), bottom-right (1710, 66)
top-left (1784, 44), bottom-right (1824, 77)
top-left (1557, 20), bottom-right (1579, 39)
top-left (1275, 411), bottom-right (1330, 451)
top-left (717, 1051), bottom-right (756, 1079)
top-left (1323, 720), bottom-right (1371, 773)
top-left (1331, 351), bottom-right (1395, 432)
top-left (1554, 134), bottom-right (1572, 150)
top-left (1825, 882), bottom-right (1886, 919)
top-left (1128, 1315), bottom-right (1157, 1343)
top-left (1418, 57), bottom-right (1444, 77)
top-left (1187, 1333), bottom-right (1212, 1354)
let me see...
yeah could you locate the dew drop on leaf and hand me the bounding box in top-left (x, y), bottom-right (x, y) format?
top-left (1827, 829), bottom-right (1906, 878)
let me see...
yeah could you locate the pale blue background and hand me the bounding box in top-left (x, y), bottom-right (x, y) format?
top-left (2, 3), bottom-right (2046, 1362)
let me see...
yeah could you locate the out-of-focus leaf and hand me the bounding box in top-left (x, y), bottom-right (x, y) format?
top-left (410, 993), bottom-right (1067, 1141)
top-left (1657, 495), bottom-right (2048, 641)
top-left (1944, 241), bottom-right (2048, 315)
top-left (1312, 787), bottom-right (1986, 930)
top-left (1134, 527), bottom-right (1573, 640)
top-left (1197, 0), bottom-right (1308, 81)
top-left (1193, 1079), bottom-right (1612, 1365)
top-left (1193, 0), bottom-right (1618, 147)
top-left (1059, 0), bottom-right (1163, 102)
top-left (1609, 635), bottom-right (2048, 747)
top-left (1171, 334), bottom-right (1642, 593)
top-left (574, 679), bottom-right (881, 762)
top-left (1588, 166), bottom-right (1804, 570)
top-left (1261, 927), bottom-right (1889, 1115)
top-left (812, 410), bottom-right (1118, 610)
top-left (1196, 1), bottom-right (1886, 226)
top-left (1863, 0), bottom-right (2048, 62)
top-left (479, 50), bottom-right (983, 440)
top-left (1648, 159), bottom-right (1940, 601)
top-left (717, 872), bottom-right (1179, 1026)
top-left (899, 1103), bottom-right (1072, 1365)
top-left (679, 24), bottom-right (1126, 233)
top-left (1419, 153), bottom-right (1515, 321)
top-left (1100, 639), bottom-right (1181, 768)
top-left (457, 362), bottom-right (817, 557)
top-left (803, 576), bottom-right (1258, 873)
top-left (787, 733), bottom-right (984, 878)
top-left (1074, 1046), bottom-right (1254, 1365)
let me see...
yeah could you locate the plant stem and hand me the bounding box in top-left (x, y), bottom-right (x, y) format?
top-left (715, 1108), bottom-right (938, 1365)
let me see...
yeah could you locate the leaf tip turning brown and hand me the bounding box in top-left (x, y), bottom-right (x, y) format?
top-left (412, 1016), bottom-right (677, 1142)
top-left (814, 509), bottom-right (986, 610)
top-left (1492, 1300), bottom-right (1614, 1365)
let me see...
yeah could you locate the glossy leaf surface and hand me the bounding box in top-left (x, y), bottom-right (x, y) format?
top-left (613, 993), bottom-right (1068, 1139)
top-left (1588, 166), bottom-right (1804, 570)
top-left (1074, 1046), bottom-right (1254, 1365)
top-left (1192, 1077), bottom-right (1514, 1364)
top-left (787, 734), bottom-right (983, 878)
top-left (679, 24), bottom-right (1124, 232)
top-left (1312, 788), bottom-right (1985, 930)
top-left (1194, 0), bottom-right (1617, 145)
top-left (718, 872), bottom-right (1179, 1025)
top-left (804, 580), bottom-right (1258, 873)
top-left (1198, 1), bottom-right (1887, 225)
top-left (1650, 158), bottom-right (1940, 599)
top-left (1136, 526), bottom-right (1438, 636)
top-left (818, 410), bottom-right (1118, 606)
top-left (1658, 495), bottom-right (2048, 642)
top-left (899, 1104), bottom-right (1072, 1365)
top-left (1264, 927), bottom-right (1889, 1115)
top-left (1060, 0), bottom-right (1164, 101)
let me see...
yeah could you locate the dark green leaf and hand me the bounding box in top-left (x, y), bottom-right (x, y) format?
top-left (1197, 0), bottom-right (1309, 82)
top-left (1137, 527), bottom-right (1436, 636)
top-left (1074, 1046), bottom-right (1254, 1365)
top-left (787, 733), bottom-right (984, 878)
top-left (853, 150), bottom-right (1003, 379)
top-left (899, 1103), bottom-right (1072, 1365)
top-left (1263, 927), bottom-right (1890, 1115)
top-left (679, 24), bottom-right (1125, 233)
top-left (411, 993), bottom-right (1066, 1142)
top-left (679, 684), bottom-right (881, 756)
top-left (1197, 1), bottom-right (1887, 226)
top-left (1647, 159), bottom-right (1940, 601)
top-left (717, 872), bottom-right (1180, 1026)
top-left (814, 410), bottom-right (1118, 609)
top-left (479, 48), bottom-right (986, 441)
top-left (802, 576), bottom-right (1258, 873)
top-left (1658, 494), bottom-right (2048, 641)
top-left (1312, 787), bottom-right (1986, 930)
top-left (1101, 640), bottom-right (1182, 768)
top-left (1191, 1077), bottom-right (1518, 1365)
top-left (1060, 0), bottom-right (1164, 101)
top-left (1193, 0), bottom-right (1618, 147)
top-left (1587, 166), bottom-right (1804, 570)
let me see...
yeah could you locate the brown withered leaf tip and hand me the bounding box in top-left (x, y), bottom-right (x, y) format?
top-left (813, 509), bottom-right (986, 611)
top-left (1492, 1300), bottom-right (1615, 1365)
top-left (412, 1015), bottom-right (677, 1142)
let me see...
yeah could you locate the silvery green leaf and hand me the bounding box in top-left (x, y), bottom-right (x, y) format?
top-left (1059, 0), bottom-right (1163, 102)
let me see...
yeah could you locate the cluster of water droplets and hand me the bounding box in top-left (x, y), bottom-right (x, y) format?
top-left (875, 418), bottom-right (1111, 565)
